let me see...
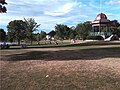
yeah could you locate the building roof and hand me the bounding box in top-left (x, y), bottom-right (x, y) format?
top-left (92, 13), bottom-right (110, 24)
top-left (96, 13), bottom-right (107, 20)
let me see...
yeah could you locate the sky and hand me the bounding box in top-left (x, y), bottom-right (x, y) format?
top-left (0, 0), bottom-right (120, 33)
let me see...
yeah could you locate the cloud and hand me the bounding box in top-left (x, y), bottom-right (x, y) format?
top-left (105, 0), bottom-right (120, 5)
top-left (44, 2), bottom-right (78, 16)
top-left (0, 0), bottom-right (120, 32)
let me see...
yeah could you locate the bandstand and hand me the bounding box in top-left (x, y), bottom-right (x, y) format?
top-left (91, 13), bottom-right (112, 37)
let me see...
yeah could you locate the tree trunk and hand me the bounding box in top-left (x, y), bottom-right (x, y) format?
top-left (30, 40), bottom-right (32, 45)
top-left (18, 39), bottom-right (20, 45)
top-left (30, 34), bottom-right (32, 45)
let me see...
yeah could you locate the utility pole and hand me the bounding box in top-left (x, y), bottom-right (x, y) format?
top-left (100, 0), bottom-right (102, 13)
top-left (99, 0), bottom-right (102, 35)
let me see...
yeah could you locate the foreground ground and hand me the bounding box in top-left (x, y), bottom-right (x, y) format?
top-left (0, 41), bottom-right (120, 90)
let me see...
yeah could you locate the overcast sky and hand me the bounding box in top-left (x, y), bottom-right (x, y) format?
top-left (0, 0), bottom-right (120, 32)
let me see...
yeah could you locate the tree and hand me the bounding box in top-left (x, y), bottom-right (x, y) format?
top-left (7, 31), bottom-right (14, 42)
top-left (0, 28), bottom-right (6, 41)
top-left (55, 24), bottom-right (70, 40)
top-left (111, 20), bottom-right (120, 37)
top-left (111, 26), bottom-right (120, 37)
top-left (75, 21), bottom-right (92, 40)
top-left (69, 26), bottom-right (77, 39)
top-left (48, 30), bottom-right (56, 37)
top-left (111, 20), bottom-right (120, 27)
top-left (55, 24), bottom-right (64, 40)
top-left (36, 33), bottom-right (40, 43)
top-left (117, 26), bottom-right (120, 37)
top-left (0, 0), bottom-right (7, 13)
top-left (64, 25), bottom-right (70, 39)
top-left (7, 20), bottom-right (26, 45)
top-left (24, 18), bottom-right (40, 45)
top-left (40, 31), bottom-right (46, 40)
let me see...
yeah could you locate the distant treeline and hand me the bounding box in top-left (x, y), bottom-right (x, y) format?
top-left (1, 18), bottom-right (120, 45)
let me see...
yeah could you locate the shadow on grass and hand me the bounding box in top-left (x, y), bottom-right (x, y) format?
top-left (1, 46), bottom-right (120, 61)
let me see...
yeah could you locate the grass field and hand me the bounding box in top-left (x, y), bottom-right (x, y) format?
top-left (0, 41), bottom-right (120, 90)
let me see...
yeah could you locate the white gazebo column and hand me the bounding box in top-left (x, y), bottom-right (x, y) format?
top-left (99, 25), bottom-right (101, 35)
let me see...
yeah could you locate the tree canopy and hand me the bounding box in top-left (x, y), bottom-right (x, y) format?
top-left (55, 24), bottom-right (70, 40)
top-left (75, 21), bottom-right (92, 40)
top-left (0, 28), bottom-right (6, 41)
top-left (54, 22), bottom-right (92, 40)
top-left (40, 31), bottom-right (46, 40)
top-left (0, 0), bottom-right (7, 13)
top-left (69, 26), bottom-right (77, 39)
top-left (3, 18), bottom-right (120, 45)
top-left (48, 30), bottom-right (56, 38)
top-left (7, 20), bottom-right (26, 45)
top-left (24, 18), bottom-right (41, 45)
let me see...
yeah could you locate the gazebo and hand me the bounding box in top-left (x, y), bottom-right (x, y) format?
top-left (91, 13), bottom-right (112, 37)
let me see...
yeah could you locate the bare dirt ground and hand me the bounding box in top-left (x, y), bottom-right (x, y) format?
top-left (0, 41), bottom-right (120, 90)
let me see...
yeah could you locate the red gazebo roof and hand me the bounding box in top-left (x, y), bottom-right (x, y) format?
top-left (92, 13), bottom-right (110, 24)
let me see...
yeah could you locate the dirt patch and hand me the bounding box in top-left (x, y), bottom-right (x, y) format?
top-left (1, 59), bottom-right (120, 90)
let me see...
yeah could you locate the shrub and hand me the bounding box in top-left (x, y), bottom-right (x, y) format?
top-left (86, 36), bottom-right (104, 40)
